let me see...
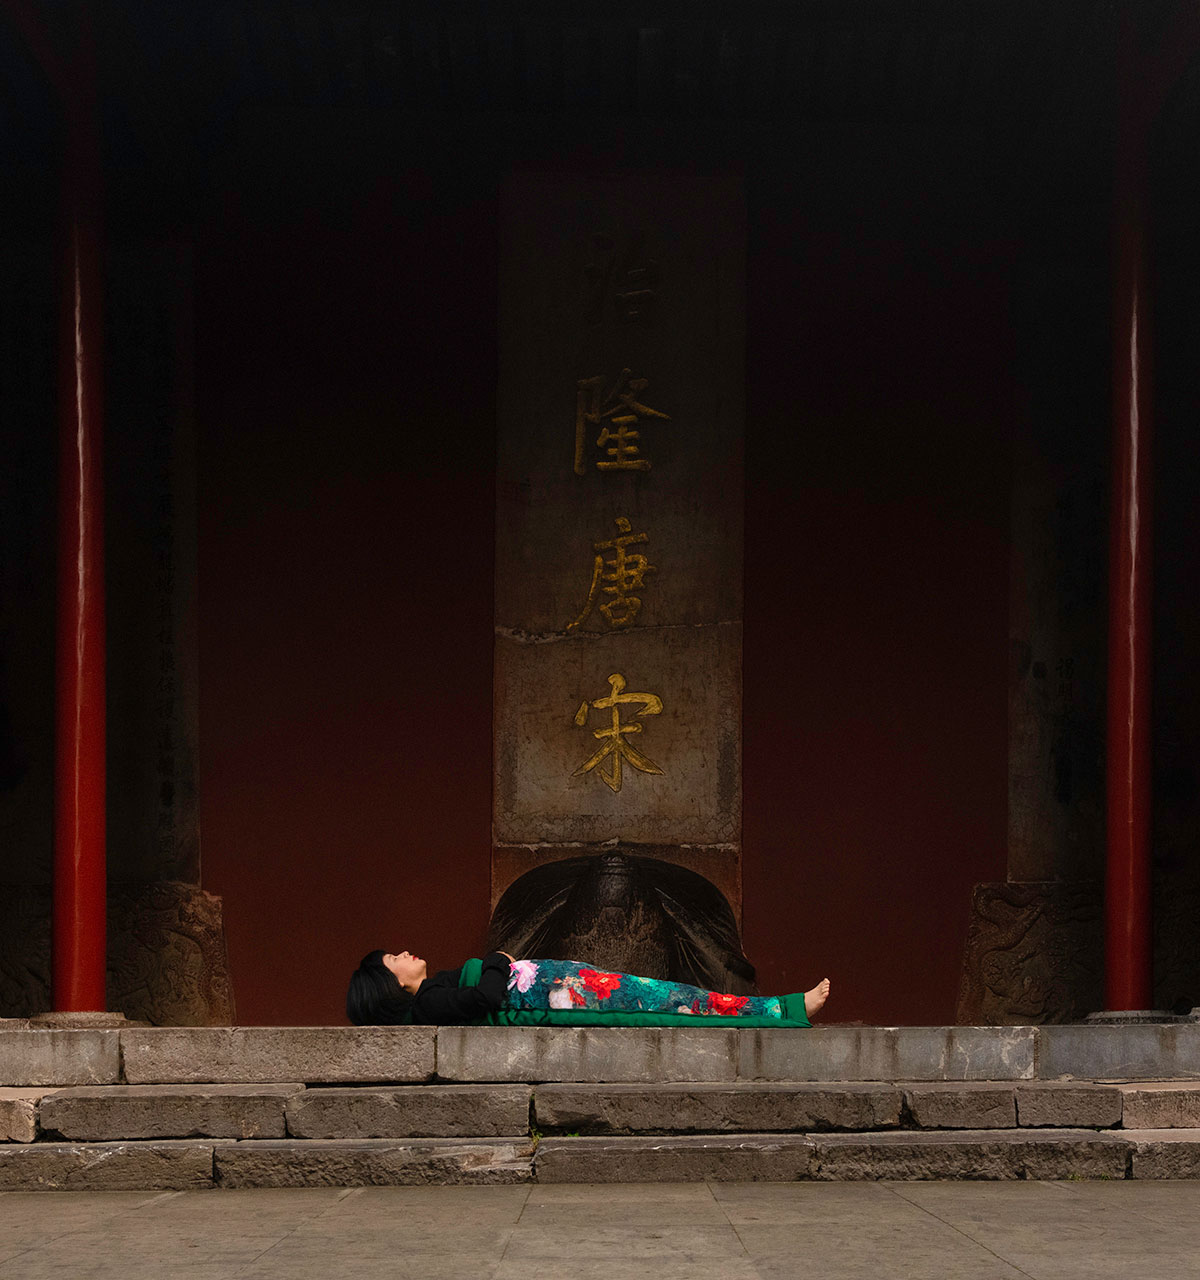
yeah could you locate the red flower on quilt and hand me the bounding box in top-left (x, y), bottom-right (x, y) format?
top-left (569, 987), bottom-right (587, 1007)
top-left (705, 992), bottom-right (750, 1016)
top-left (579, 969), bottom-right (622, 1001)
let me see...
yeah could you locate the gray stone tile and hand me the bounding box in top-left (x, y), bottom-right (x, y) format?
top-left (1038, 1023), bottom-right (1200, 1082)
top-left (737, 1026), bottom-right (1035, 1082)
top-left (905, 1083), bottom-right (1016, 1129)
top-left (215, 1137), bottom-right (533, 1188)
top-left (121, 1027), bottom-right (436, 1085)
top-left (502, 1222), bottom-right (750, 1260)
top-left (286, 1083), bottom-right (531, 1139)
top-left (242, 1263), bottom-right (501, 1280)
top-left (438, 1025), bottom-right (739, 1083)
top-left (320, 1184), bottom-right (531, 1224)
top-left (1, 1263), bottom-right (244, 1280)
top-left (752, 1253), bottom-right (1023, 1280)
top-left (41, 1083), bottom-right (302, 1141)
top-left (0, 1032), bottom-right (120, 1088)
top-left (534, 1081), bottom-right (903, 1133)
top-left (1016, 1082), bottom-right (1123, 1128)
top-left (496, 1259), bottom-right (759, 1280)
top-left (522, 1181), bottom-right (716, 1204)
top-left (711, 1180), bottom-right (923, 1224)
top-left (734, 1219), bottom-right (1023, 1270)
top-left (121, 1182), bottom-right (345, 1223)
top-left (887, 1181), bottom-right (1200, 1279)
top-left (535, 1134), bottom-right (815, 1182)
top-left (238, 1226), bottom-right (514, 1259)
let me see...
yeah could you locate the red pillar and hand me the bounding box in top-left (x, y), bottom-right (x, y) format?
top-left (1104, 40), bottom-right (1153, 1012)
top-left (52, 14), bottom-right (107, 1013)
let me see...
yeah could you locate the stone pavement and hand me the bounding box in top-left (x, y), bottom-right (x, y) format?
top-left (3, 1181), bottom-right (1200, 1279)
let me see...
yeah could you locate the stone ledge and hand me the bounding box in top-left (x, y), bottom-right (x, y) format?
top-left (1015, 1083), bottom-right (1123, 1128)
top-left (1126, 1129), bottom-right (1200, 1178)
top-left (0, 1140), bottom-right (219, 1189)
top-left (436, 1026), bottom-right (740, 1083)
top-left (6, 1023), bottom-right (1200, 1087)
top-left (1117, 1083), bottom-right (1200, 1129)
top-left (286, 1085), bottom-right (531, 1139)
top-left (738, 1027), bottom-right (1036, 1082)
top-left (215, 1138), bottom-right (534, 1187)
top-left (533, 1082), bottom-right (903, 1133)
top-left (904, 1083), bottom-right (1016, 1129)
top-left (533, 1133), bottom-right (816, 1182)
top-left (0, 1030), bottom-right (120, 1088)
top-left (812, 1129), bottom-right (1130, 1181)
top-left (39, 1083), bottom-right (303, 1141)
top-left (0, 1089), bottom-right (58, 1143)
top-left (120, 1027), bottom-right (436, 1084)
top-left (1039, 1024), bottom-right (1200, 1081)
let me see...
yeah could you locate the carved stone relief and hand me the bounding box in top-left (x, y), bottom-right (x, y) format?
top-left (0, 881), bottom-right (234, 1025)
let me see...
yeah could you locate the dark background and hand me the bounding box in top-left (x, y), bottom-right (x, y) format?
top-left (195, 116), bottom-right (1015, 1025)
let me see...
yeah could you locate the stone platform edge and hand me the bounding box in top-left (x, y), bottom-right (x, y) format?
top-left (4, 1022), bottom-right (1200, 1087)
top-left (6, 1130), bottom-right (1200, 1187)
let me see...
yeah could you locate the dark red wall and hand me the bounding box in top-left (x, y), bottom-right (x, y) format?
top-left (197, 138), bottom-right (1011, 1025)
top-left (744, 219), bottom-right (1012, 1023)
top-left (197, 168), bottom-right (497, 1026)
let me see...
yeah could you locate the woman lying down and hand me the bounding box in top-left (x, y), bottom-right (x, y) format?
top-left (347, 949), bottom-right (831, 1029)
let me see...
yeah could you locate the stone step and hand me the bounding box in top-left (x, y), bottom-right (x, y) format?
top-left (532, 1129), bottom-right (1134, 1182)
top-left (7, 1022), bottom-right (1200, 1087)
top-left (10, 1080), bottom-right (1200, 1144)
top-left (5, 1130), bottom-right (1200, 1188)
top-left (0, 1137), bottom-right (532, 1190)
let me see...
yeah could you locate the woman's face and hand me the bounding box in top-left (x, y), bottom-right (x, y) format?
top-left (383, 950), bottom-right (428, 991)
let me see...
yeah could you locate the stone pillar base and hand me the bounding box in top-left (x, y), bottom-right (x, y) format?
top-left (956, 881), bottom-right (1102, 1025)
top-left (0, 880), bottom-right (234, 1025)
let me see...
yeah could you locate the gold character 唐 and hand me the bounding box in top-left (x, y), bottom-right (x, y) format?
top-left (566, 517), bottom-right (656, 632)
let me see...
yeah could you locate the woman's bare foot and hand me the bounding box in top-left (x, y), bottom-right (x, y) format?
top-left (804, 978), bottom-right (831, 1019)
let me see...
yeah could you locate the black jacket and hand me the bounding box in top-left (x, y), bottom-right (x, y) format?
top-left (409, 951), bottom-right (510, 1025)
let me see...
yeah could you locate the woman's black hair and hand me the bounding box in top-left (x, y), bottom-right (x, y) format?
top-left (346, 949), bottom-right (415, 1026)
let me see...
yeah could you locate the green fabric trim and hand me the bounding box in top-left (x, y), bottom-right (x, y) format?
top-left (456, 958), bottom-right (811, 1029)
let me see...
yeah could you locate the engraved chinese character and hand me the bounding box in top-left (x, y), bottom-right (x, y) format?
top-left (583, 232), bottom-right (660, 325)
top-left (567, 517), bottom-right (656, 632)
top-left (574, 369), bottom-right (670, 475)
top-left (572, 673), bottom-right (664, 793)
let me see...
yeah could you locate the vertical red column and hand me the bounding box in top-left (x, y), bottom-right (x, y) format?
top-left (52, 8), bottom-right (106, 1013)
top-left (1104, 31), bottom-right (1153, 1012)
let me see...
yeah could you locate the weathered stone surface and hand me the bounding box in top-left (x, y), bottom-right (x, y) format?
top-left (1039, 1024), bottom-right (1200, 1081)
top-left (215, 1139), bottom-right (533, 1187)
top-left (813, 1129), bottom-right (1128, 1181)
top-left (0, 1140), bottom-right (216, 1190)
top-left (39, 1083), bottom-right (302, 1140)
top-left (738, 1027), bottom-right (1035, 1082)
top-left (534, 1134), bottom-right (815, 1182)
top-left (0, 1030), bottom-right (119, 1087)
top-left (286, 1085), bottom-right (531, 1139)
top-left (437, 1026), bottom-right (738, 1083)
top-left (1016, 1083), bottom-right (1122, 1128)
top-left (121, 1027), bottom-right (436, 1084)
top-left (494, 627), bottom-right (742, 847)
top-left (904, 1084), bottom-right (1016, 1129)
top-left (0, 1089), bottom-right (55, 1142)
top-left (1118, 1083), bottom-right (1200, 1129)
top-left (107, 882), bottom-right (234, 1026)
top-left (533, 1082), bottom-right (902, 1134)
top-left (956, 881), bottom-right (1103, 1026)
top-left (0, 882), bottom-right (233, 1026)
top-left (1128, 1129), bottom-right (1200, 1178)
